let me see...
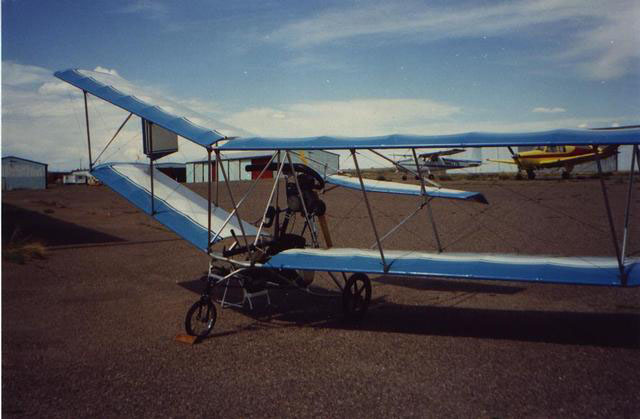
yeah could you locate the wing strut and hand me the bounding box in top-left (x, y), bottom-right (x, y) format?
top-left (253, 153), bottom-right (286, 245)
top-left (210, 151), bottom-right (278, 246)
top-left (621, 144), bottom-right (639, 268)
top-left (82, 90), bottom-right (93, 171)
top-left (412, 149), bottom-right (443, 252)
top-left (149, 122), bottom-right (155, 214)
top-left (351, 149), bottom-right (387, 272)
top-left (286, 151), bottom-right (320, 247)
top-left (214, 150), bottom-right (252, 254)
top-left (93, 113), bottom-right (133, 166)
top-left (207, 148), bottom-right (212, 254)
top-left (595, 149), bottom-right (625, 283)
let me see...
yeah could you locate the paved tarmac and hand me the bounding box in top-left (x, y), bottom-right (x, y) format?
top-left (3, 176), bottom-right (640, 417)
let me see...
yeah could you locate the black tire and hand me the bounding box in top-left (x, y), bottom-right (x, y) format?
top-left (526, 169), bottom-right (536, 180)
top-left (342, 273), bottom-right (372, 320)
top-left (185, 299), bottom-right (217, 338)
top-left (561, 171), bottom-right (571, 179)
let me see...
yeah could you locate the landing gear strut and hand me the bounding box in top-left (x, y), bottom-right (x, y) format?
top-left (342, 273), bottom-right (371, 320)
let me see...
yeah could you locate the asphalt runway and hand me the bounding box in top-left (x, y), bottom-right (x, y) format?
top-left (3, 175), bottom-right (640, 417)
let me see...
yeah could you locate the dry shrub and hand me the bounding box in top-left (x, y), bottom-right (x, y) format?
top-left (3, 230), bottom-right (47, 264)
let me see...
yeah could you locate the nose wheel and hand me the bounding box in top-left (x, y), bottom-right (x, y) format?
top-left (342, 273), bottom-right (371, 320)
top-left (185, 298), bottom-right (217, 338)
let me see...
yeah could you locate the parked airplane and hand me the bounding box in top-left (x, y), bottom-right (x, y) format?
top-left (55, 68), bottom-right (640, 339)
top-left (395, 148), bottom-right (481, 179)
top-left (488, 144), bottom-right (619, 179)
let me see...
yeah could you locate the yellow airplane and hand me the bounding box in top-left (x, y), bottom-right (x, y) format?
top-left (489, 125), bottom-right (640, 179)
top-left (489, 144), bottom-right (619, 179)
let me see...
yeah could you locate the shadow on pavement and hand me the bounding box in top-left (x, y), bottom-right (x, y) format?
top-left (376, 275), bottom-right (525, 294)
top-left (178, 275), bottom-right (639, 348)
top-left (2, 203), bottom-right (124, 246)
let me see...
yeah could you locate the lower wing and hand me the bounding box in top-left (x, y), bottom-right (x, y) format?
top-left (266, 248), bottom-right (639, 287)
top-left (325, 174), bottom-right (488, 204)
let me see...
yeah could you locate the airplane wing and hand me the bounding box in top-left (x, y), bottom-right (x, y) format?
top-left (92, 163), bottom-right (262, 252)
top-left (486, 158), bottom-right (518, 164)
top-left (219, 128), bottom-right (640, 150)
top-left (533, 150), bottom-right (617, 168)
top-left (54, 69), bottom-right (247, 147)
top-left (325, 174), bottom-right (488, 203)
top-left (265, 248), bottom-right (640, 287)
top-left (417, 148), bottom-right (466, 158)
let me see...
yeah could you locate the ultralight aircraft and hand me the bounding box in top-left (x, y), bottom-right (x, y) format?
top-left (55, 69), bottom-right (640, 338)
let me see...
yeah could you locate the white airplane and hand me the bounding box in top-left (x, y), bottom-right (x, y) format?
top-left (395, 148), bottom-right (481, 178)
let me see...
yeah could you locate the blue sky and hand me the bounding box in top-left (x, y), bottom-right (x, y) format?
top-left (2, 0), bottom-right (639, 170)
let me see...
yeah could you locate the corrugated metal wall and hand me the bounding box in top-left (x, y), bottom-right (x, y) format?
top-left (2, 158), bottom-right (46, 191)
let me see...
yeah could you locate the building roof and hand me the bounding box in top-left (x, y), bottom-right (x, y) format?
top-left (156, 162), bottom-right (186, 169)
top-left (2, 155), bottom-right (48, 167)
top-left (187, 151), bottom-right (273, 164)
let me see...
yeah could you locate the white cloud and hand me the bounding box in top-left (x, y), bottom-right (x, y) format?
top-left (1, 62), bottom-right (229, 170)
top-left (269, 0), bottom-right (640, 80)
top-left (532, 107), bottom-right (566, 113)
top-left (3, 61), bottom-right (636, 171)
top-left (222, 99), bottom-right (461, 137)
top-left (93, 66), bottom-right (120, 77)
top-left (2, 61), bottom-right (51, 86)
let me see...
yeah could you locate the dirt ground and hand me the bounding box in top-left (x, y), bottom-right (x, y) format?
top-left (3, 175), bottom-right (640, 417)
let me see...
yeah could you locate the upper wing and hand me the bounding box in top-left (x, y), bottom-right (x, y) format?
top-left (265, 248), bottom-right (639, 287)
top-left (219, 128), bottom-right (640, 150)
top-left (55, 69), bottom-right (247, 148)
top-left (326, 174), bottom-right (488, 204)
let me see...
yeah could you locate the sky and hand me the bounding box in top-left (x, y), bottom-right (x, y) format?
top-left (2, 0), bottom-right (639, 170)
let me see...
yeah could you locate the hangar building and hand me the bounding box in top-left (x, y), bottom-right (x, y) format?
top-left (2, 156), bottom-right (48, 191)
top-left (186, 150), bottom-right (339, 183)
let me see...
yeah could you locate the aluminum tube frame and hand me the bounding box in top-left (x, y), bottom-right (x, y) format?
top-left (595, 154), bottom-right (625, 282)
top-left (207, 148), bottom-right (212, 254)
top-left (289, 150), bottom-right (340, 176)
top-left (214, 150), bottom-right (252, 252)
top-left (327, 271), bottom-right (344, 291)
top-left (412, 149), bottom-right (443, 252)
top-left (210, 151), bottom-right (278, 245)
top-left (621, 144), bottom-right (638, 266)
top-left (93, 113), bottom-right (133, 166)
top-left (351, 149), bottom-right (387, 271)
top-left (286, 151), bottom-right (320, 247)
top-left (254, 154), bottom-right (286, 246)
top-left (82, 90), bottom-right (94, 171)
top-left (149, 122), bottom-right (155, 215)
top-left (370, 202), bottom-right (424, 249)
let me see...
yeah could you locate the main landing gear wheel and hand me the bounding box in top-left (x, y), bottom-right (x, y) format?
top-left (526, 169), bottom-right (536, 180)
top-left (342, 273), bottom-right (372, 320)
top-left (185, 299), bottom-right (217, 338)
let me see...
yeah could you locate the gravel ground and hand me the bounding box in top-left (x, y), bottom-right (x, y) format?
top-left (3, 175), bottom-right (640, 417)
